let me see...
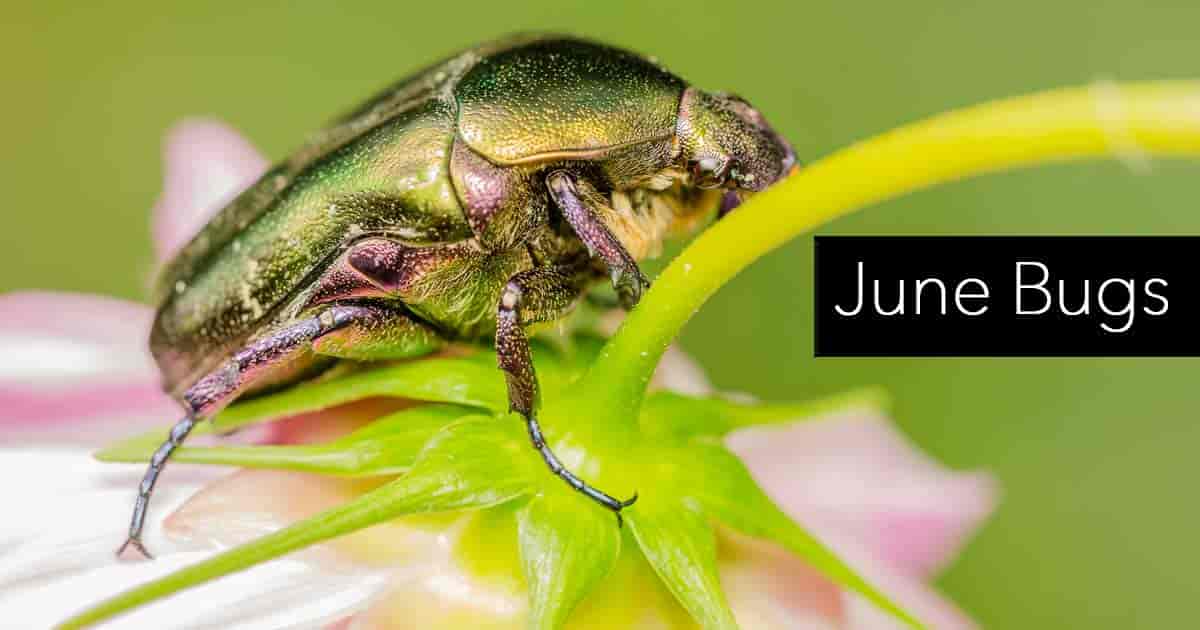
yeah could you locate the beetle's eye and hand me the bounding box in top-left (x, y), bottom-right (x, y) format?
top-left (689, 157), bottom-right (727, 189)
top-left (726, 161), bottom-right (743, 189)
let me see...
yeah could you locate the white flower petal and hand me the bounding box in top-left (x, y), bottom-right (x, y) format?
top-left (5, 549), bottom-right (388, 630)
top-left (0, 449), bottom-right (220, 585)
top-left (0, 447), bottom-right (389, 629)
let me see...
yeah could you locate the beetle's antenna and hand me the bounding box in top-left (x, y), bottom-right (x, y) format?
top-left (117, 411), bottom-right (199, 561)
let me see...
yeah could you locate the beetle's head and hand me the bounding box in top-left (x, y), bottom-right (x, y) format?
top-left (676, 88), bottom-right (798, 213)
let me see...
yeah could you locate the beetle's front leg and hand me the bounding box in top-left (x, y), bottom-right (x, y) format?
top-left (496, 266), bottom-right (638, 520)
top-left (119, 303), bottom-right (437, 560)
top-left (546, 171), bottom-right (650, 309)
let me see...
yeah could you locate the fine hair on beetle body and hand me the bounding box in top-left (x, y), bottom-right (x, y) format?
top-left (119, 33), bottom-right (799, 559)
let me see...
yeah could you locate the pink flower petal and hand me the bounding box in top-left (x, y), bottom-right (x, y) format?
top-left (727, 409), bottom-right (997, 579)
top-left (720, 523), bottom-right (979, 629)
top-left (719, 531), bottom-right (845, 629)
top-left (0, 292), bottom-right (180, 442)
top-left (652, 345), bottom-right (712, 395)
top-left (152, 119), bottom-right (269, 262)
top-left (824, 528), bottom-right (981, 630)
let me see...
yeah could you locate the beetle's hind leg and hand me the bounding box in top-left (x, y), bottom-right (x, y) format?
top-left (497, 266), bottom-right (638, 522)
top-left (119, 303), bottom-right (441, 560)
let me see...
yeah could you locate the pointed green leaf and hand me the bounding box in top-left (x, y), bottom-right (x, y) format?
top-left (639, 387), bottom-right (889, 441)
top-left (518, 488), bottom-right (621, 630)
top-left (98, 356), bottom-right (509, 458)
top-left (405, 414), bottom-right (539, 507)
top-left (214, 357), bottom-right (509, 428)
top-left (678, 442), bottom-right (925, 630)
top-left (96, 404), bottom-right (472, 476)
top-left (99, 337), bottom-right (602, 461)
top-left (626, 494), bottom-right (738, 630)
top-left (97, 442), bottom-right (356, 473)
top-left (61, 414), bottom-right (534, 630)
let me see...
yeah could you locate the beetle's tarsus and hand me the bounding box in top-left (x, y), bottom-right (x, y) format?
top-left (611, 492), bottom-right (638, 527)
top-left (525, 411), bottom-right (635, 524)
top-left (122, 411), bottom-right (199, 561)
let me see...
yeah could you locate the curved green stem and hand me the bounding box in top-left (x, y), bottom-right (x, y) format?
top-left (585, 80), bottom-right (1200, 407)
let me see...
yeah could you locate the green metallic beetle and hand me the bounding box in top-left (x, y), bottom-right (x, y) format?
top-left (121, 33), bottom-right (797, 558)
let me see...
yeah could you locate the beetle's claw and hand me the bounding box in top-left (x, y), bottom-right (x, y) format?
top-left (610, 491), bottom-right (638, 528)
top-left (116, 537), bottom-right (154, 562)
top-left (617, 272), bottom-right (650, 310)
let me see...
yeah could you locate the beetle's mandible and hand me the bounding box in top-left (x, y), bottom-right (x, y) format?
top-left (120, 34), bottom-right (797, 558)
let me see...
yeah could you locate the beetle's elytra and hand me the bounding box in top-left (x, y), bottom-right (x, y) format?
top-left (121, 33), bottom-right (797, 558)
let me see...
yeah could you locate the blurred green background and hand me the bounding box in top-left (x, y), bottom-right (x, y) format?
top-left (4, 1), bottom-right (1198, 627)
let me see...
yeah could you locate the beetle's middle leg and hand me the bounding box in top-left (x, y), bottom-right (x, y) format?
top-left (546, 170), bottom-right (650, 309)
top-left (496, 266), bottom-right (638, 521)
top-left (119, 303), bottom-right (438, 559)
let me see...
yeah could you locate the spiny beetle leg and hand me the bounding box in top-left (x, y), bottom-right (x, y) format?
top-left (119, 303), bottom-right (431, 559)
top-left (546, 170), bottom-right (650, 309)
top-left (496, 266), bottom-right (637, 522)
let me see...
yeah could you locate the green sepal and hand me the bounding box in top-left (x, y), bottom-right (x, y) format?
top-left (96, 404), bottom-right (472, 476)
top-left (639, 386), bottom-right (889, 442)
top-left (96, 339), bottom-right (601, 463)
top-left (407, 414), bottom-right (539, 506)
top-left (95, 356), bottom-right (505, 459)
top-left (625, 493), bottom-right (738, 630)
top-left (680, 441), bottom-right (925, 630)
top-left (219, 356), bottom-right (508, 419)
top-left (518, 487), bottom-right (621, 630)
top-left (61, 413), bottom-right (535, 630)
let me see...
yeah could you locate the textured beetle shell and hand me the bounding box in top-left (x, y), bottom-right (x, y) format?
top-left (455, 39), bottom-right (684, 165)
top-left (149, 34), bottom-right (695, 396)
